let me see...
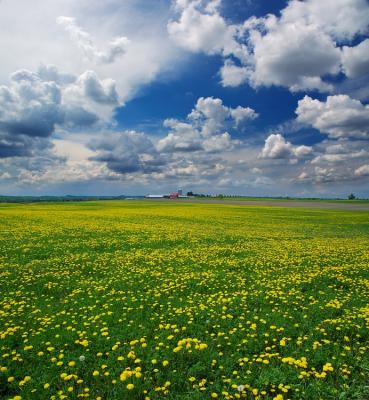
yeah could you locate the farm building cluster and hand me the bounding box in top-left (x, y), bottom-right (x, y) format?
top-left (145, 189), bottom-right (189, 199)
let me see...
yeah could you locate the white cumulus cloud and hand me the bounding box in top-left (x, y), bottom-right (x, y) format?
top-left (354, 164), bottom-right (369, 177)
top-left (296, 95), bottom-right (369, 138)
top-left (168, 0), bottom-right (248, 62)
top-left (220, 60), bottom-right (249, 87)
top-left (56, 16), bottom-right (129, 64)
top-left (260, 133), bottom-right (312, 160)
top-left (168, 0), bottom-right (369, 93)
top-left (341, 39), bottom-right (369, 78)
top-left (158, 96), bottom-right (256, 153)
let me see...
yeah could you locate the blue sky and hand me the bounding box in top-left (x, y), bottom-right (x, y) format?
top-left (0, 0), bottom-right (369, 197)
top-left (115, 54), bottom-right (300, 138)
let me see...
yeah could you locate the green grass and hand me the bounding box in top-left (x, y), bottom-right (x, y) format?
top-left (0, 201), bottom-right (368, 400)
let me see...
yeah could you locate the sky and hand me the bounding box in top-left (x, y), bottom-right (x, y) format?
top-left (0, 0), bottom-right (369, 197)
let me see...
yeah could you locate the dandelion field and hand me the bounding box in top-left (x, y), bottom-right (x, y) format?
top-left (0, 201), bottom-right (368, 400)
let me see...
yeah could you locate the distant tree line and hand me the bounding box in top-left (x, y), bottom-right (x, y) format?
top-left (0, 195), bottom-right (130, 203)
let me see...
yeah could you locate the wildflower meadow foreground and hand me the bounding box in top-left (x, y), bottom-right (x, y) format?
top-left (0, 201), bottom-right (368, 400)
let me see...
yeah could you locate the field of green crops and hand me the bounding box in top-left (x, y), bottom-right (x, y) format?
top-left (0, 201), bottom-right (368, 400)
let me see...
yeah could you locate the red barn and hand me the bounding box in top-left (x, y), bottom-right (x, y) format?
top-left (170, 192), bottom-right (179, 199)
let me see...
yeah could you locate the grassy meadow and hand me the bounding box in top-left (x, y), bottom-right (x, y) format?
top-left (0, 201), bottom-right (368, 400)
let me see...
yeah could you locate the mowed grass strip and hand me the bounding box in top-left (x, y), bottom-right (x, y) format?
top-left (0, 201), bottom-right (368, 400)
